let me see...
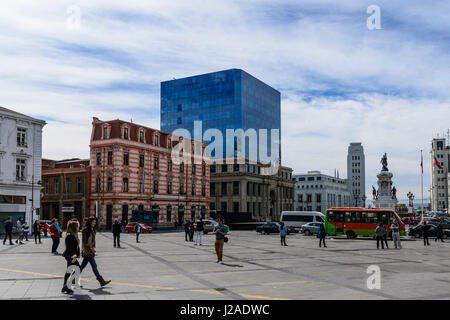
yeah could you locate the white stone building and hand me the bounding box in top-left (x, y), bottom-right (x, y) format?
top-left (0, 107), bottom-right (46, 230)
top-left (430, 138), bottom-right (449, 212)
top-left (347, 142), bottom-right (366, 207)
top-left (293, 171), bottom-right (352, 214)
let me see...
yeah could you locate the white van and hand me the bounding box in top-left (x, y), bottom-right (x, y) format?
top-left (280, 211), bottom-right (325, 231)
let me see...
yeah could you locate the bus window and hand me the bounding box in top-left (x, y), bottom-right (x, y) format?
top-left (327, 212), bottom-right (335, 222)
top-left (352, 212), bottom-right (361, 223)
top-left (367, 212), bottom-right (378, 224)
top-left (345, 212), bottom-right (352, 223)
top-left (380, 212), bottom-right (389, 225)
top-left (335, 213), bottom-right (344, 222)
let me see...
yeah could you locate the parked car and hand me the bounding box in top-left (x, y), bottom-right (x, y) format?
top-left (256, 222), bottom-right (290, 235)
top-left (125, 222), bottom-right (152, 233)
top-left (408, 224), bottom-right (450, 238)
top-left (300, 222), bottom-right (322, 236)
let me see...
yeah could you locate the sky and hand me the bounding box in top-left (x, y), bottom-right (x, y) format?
top-left (0, 0), bottom-right (449, 201)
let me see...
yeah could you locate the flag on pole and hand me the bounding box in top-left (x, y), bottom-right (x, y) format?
top-left (420, 154), bottom-right (423, 173)
top-left (434, 156), bottom-right (443, 169)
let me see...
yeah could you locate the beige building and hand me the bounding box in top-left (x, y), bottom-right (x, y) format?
top-left (209, 158), bottom-right (294, 222)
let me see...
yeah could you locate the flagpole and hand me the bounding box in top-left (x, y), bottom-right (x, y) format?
top-left (421, 150), bottom-right (424, 222)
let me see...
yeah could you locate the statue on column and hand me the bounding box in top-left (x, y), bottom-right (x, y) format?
top-left (392, 186), bottom-right (397, 199)
top-left (381, 153), bottom-right (388, 171)
top-left (372, 186), bottom-right (377, 200)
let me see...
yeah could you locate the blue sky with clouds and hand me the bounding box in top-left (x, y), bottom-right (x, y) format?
top-left (0, 0), bottom-right (449, 201)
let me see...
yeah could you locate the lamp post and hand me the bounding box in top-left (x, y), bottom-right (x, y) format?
top-left (361, 195), bottom-right (367, 208)
top-left (29, 175), bottom-right (41, 231)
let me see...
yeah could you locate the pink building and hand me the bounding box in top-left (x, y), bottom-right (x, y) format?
top-left (88, 117), bottom-right (210, 229)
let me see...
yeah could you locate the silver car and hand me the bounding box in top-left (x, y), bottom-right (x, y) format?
top-left (300, 222), bottom-right (322, 236)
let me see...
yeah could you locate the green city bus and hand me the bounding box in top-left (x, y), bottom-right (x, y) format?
top-left (324, 207), bottom-right (406, 239)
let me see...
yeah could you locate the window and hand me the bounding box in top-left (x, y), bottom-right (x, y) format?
top-left (154, 180), bottom-right (159, 193)
top-left (123, 151), bottom-right (129, 165)
top-left (177, 104), bottom-right (182, 112)
top-left (96, 152), bottom-right (101, 165)
top-left (139, 131), bottom-right (144, 143)
top-left (155, 135), bottom-right (159, 146)
top-left (192, 184), bottom-right (195, 195)
top-left (177, 117), bottom-right (182, 125)
top-left (168, 159), bottom-right (172, 171)
top-left (221, 164), bottom-right (228, 172)
top-left (138, 178), bottom-right (144, 193)
top-left (316, 194), bottom-right (321, 202)
top-left (17, 128), bottom-right (27, 147)
top-left (221, 182), bottom-right (227, 196)
top-left (123, 178), bottom-right (128, 192)
top-left (221, 202), bottom-right (227, 212)
top-left (180, 161), bottom-right (184, 173)
top-left (202, 163), bottom-right (206, 176)
top-left (168, 181), bottom-right (172, 194)
top-left (139, 154), bottom-right (145, 167)
top-left (233, 202), bottom-right (239, 213)
top-left (233, 181), bottom-right (239, 195)
top-left (107, 151), bottom-right (113, 165)
top-left (210, 183), bottom-right (216, 196)
top-left (154, 155), bottom-right (159, 169)
top-left (168, 138), bottom-right (172, 149)
top-left (55, 179), bottom-right (60, 194)
top-left (96, 176), bottom-right (101, 193)
top-left (258, 184), bottom-right (261, 196)
top-left (233, 164), bottom-right (240, 172)
top-left (167, 206), bottom-right (172, 222)
top-left (202, 184), bottom-right (206, 196)
top-left (306, 194), bottom-right (312, 203)
top-left (44, 180), bottom-right (49, 194)
top-left (192, 163), bottom-right (195, 174)
top-left (16, 158), bottom-right (26, 181)
top-left (210, 165), bottom-right (216, 173)
top-left (308, 177), bottom-right (314, 181)
top-left (124, 127), bottom-right (129, 139)
top-left (76, 177), bottom-right (82, 193)
top-left (180, 183), bottom-right (184, 194)
top-left (103, 127), bottom-right (108, 139)
top-left (107, 177), bottom-right (113, 192)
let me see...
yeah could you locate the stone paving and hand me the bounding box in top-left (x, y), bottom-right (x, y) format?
top-left (1, 230), bottom-right (450, 300)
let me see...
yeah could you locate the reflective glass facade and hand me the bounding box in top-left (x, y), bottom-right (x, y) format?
top-left (160, 69), bottom-right (281, 161)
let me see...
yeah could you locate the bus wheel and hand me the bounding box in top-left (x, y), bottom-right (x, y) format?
top-left (346, 230), bottom-right (355, 239)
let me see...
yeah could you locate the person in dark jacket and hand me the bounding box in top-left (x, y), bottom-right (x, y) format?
top-left (435, 221), bottom-right (445, 243)
top-left (134, 223), bottom-right (142, 243)
top-left (279, 221), bottom-right (288, 246)
top-left (62, 221), bottom-right (81, 294)
top-left (112, 219), bottom-right (122, 248)
top-left (184, 220), bottom-right (190, 241)
top-left (375, 223), bottom-right (386, 249)
top-left (318, 223), bottom-right (327, 248)
top-left (79, 217), bottom-right (111, 287)
top-left (422, 221), bottom-right (431, 246)
top-left (33, 220), bottom-right (42, 244)
top-left (189, 220), bottom-right (195, 241)
top-left (194, 219), bottom-right (204, 245)
top-left (3, 216), bottom-right (13, 245)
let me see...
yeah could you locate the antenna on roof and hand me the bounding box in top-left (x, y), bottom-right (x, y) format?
top-left (131, 118), bottom-right (133, 123)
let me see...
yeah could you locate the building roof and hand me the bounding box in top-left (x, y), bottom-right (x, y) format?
top-left (0, 106), bottom-right (46, 125)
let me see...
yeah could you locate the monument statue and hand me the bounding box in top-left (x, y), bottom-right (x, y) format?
top-left (381, 153), bottom-right (388, 171)
top-left (372, 186), bottom-right (377, 199)
top-left (392, 186), bottom-right (397, 199)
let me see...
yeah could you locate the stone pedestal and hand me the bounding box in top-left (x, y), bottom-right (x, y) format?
top-left (373, 171), bottom-right (398, 210)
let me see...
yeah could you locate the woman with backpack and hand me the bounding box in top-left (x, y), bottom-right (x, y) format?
top-left (79, 217), bottom-right (111, 287)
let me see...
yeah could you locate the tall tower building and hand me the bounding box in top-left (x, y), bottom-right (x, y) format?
top-left (430, 138), bottom-right (449, 212)
top-left (347, 142), bottom-right (366, 207)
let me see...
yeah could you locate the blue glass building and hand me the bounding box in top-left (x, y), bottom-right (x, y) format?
top-left (160, 69), bottom-right (281, 162)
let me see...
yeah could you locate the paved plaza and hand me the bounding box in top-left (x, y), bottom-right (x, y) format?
top-left (1, 230), bottom-right (450, 300)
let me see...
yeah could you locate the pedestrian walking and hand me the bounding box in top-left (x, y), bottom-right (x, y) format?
top-left (43, 222), bottom-right (48, 237)
top-left (79, 217), bottom-right (111, 287)
top-left (391, 220), bottom-right (402, 249)
top-left (212, 217), bottom-right (228, 263)
top-left (67, 216), bottom-right (79, 229)
top-left (375, 223), bottom-right (386, 249)
top-left (195, 218), bottom-right (204, 245)
top-left (15, 217), bottom-right (24, 244)
top-left (422, 221), bottom-right (430, 246)
top-left (61, 221), bottom-right (81, 295)
top-left (279, 221), bottom-right (288, 246)
top-left (33, 220), bottom-right (42, 244)
top-left (112, 219), bottom-right (121, 248)
top-left (184, 220), bottom-right (190, 241)
top-left (435, 221), bottom-right (445, 243)
top-left (23, 222), bottom-right (30, 241)
top-left (189, 220), bottom-right (195, 242)
top-left (134, 223), bottom-right (142, 243)
top-left (3, 216), bottom-right (13, 245)
top-left (318, 223), bottom-right (327, 248)
top-left (49, 218), bottom-right (62, 254)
